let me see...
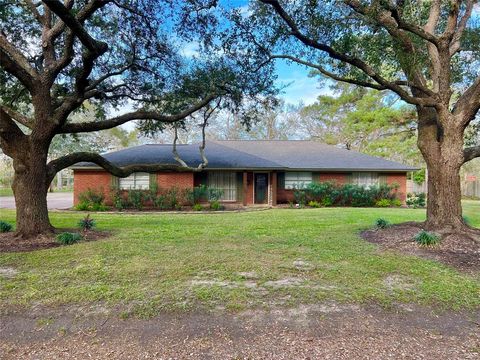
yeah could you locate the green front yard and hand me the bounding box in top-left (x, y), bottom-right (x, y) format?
top-left (0, 202), bottom-right (479, 317)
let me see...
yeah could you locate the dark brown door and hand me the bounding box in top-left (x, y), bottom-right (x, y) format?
top-left (254, 173), bottom-right (268, 204)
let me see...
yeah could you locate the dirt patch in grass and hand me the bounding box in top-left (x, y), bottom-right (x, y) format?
top-left (0, 230), bottom-right (111, 253)
top-left (362, 223), bottom-right (480, 272)
top-left (0, 303), bottom-right (478, 359)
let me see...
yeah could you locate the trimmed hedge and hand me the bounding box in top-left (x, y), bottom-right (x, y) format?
top-left (294, 182), bottom-right (400, 207)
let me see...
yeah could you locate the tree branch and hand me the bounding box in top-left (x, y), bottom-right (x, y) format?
top-left (0, 34), bottom-right (37, 90)
top-left (0, 104), bottom-right (34, 128)
top-left (464, 145), bottom-right (480, 164)
top-left (0, 106), bottom-right (28, 158)
top-left (58, 94), bottom-right (217, 133)
top-left (259, 0), bottom-right (437, 107)
top-left (46, 152), bottom-right (202, 184)
top-left (42, 0), bottom-right (108, 55)
top-left (449, 0), bottom-right (474, 55)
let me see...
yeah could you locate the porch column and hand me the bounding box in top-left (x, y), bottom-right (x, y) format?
top-left (270, 171), bottom-right (277, 206)
top-left (242, 171), bottom-right (248, 206)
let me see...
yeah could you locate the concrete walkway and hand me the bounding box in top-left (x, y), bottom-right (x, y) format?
top-left (0, 192), bottom-right (73, 210)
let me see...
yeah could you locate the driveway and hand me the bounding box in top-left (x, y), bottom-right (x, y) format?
top-left (0, 192), bottom-right (73, 210)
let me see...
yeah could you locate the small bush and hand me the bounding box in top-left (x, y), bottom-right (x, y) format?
top-left (0, 220), bottom-right (13, 233)
top-left (75, 201), bottom-right (91, 211)
top-left (56, 232), bottom-right (82, 245)
top-left (128, 190), bottom-right (146, 210)
top-left (375, 218), bottom-right (391, 229)
top-left (321, 197), bottom-right (333, 207)
top-left (111, 188), bottom-right (127, 210)
top-left (391, 199), bottom-right (402, 207)
top-left (78, 188), bottom-right (105, 206)
top-left (78, 214), bottom-right (96, 231)
top-left (91, 203), bottom-right (107, 211)
top-left (209, 200), bottom-right (224, 211)
top-left (192, 203), bottom-right (203, 211)
top-left (414, 230), bottom-right (440, 246)
top-left (308, 200), bottom-right (321, 208)
top-left (406, 192), bottom-right (426, 208)
top-left (375, 199), bottom-right (391, 207)
top-left (77, 188), bottom-right (107, 211)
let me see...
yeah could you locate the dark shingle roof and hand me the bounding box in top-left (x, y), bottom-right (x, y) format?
top-left (71, 140), bottom-right (417, 172)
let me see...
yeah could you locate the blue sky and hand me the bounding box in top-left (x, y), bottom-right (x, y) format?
top-left (275, 60), bottom-right (332, 105)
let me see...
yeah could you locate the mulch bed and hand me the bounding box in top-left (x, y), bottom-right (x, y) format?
top-left (361, 222), bottom-right (480, 273)
top-left (0, 230), bottom-right (111, 253)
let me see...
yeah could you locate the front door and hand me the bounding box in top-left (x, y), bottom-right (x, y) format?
top-left (254, 173), bottom-right (268, 204)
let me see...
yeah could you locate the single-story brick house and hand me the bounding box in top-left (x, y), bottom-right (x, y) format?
top-left (71, 140), bottom-right (417, 206)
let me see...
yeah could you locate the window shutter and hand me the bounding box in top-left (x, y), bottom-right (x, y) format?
top-left (236, 172), bottom-right (243, 202)
top-left (313, 172), bottom-right (321, 183)
top-left (277, 172), bottom-right (285, 189)
top-left (346, 173), bottom-right (353, 184)
top-left (149, 173), bottom-right (157, 191)
top-left (379, 174), bottom-right (388, 185)
top-left (111, 175), bottom-right (119, 189)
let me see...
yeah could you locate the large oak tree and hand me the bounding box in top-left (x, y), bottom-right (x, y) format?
top-left (0, 0), bottom-right (274, 237)
top-left (232, 0), bottom-right (480, 236)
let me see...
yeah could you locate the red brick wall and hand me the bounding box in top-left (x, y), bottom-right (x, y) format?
top-left (157, 172), bottom-right (194, 190)
top-left (386, 173), bottom-right (407, 204)
top-left (319, 173), bottom-right (348, 185)
top-left (73, 170), bottom-right (112, 205)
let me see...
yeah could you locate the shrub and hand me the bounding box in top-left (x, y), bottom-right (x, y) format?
top-left (77, 188), bottom-right (107, 211)
top-left (375, 199), bottom-right (391, 207)
top-left (78, 214), bottom-right (96, 231)
top-left (207, 188), bottom-right (223, 202)
top-left (78, 188), bottom-right (105, 206)
top-left (295, 182), bottom-right (400, 208)
top-left (75, 201), bottom-right (91, 211)
top-left (391, 199), bottom-right (402, 207)
top-left (56, 232), bottom-right (82, 245)
top-left (111, 189), bottom-right (127, 210)
top-left (209, 200), bottom-right (224, 211)
top-left (406, 192), bottom-right (426, 208)
top-left (91, 203), bottom-right (107, 211)
top-left (0, 220), bottom-right (13, 233)
top-left (414, 230), bottom-right (440, 246)
top-left (321, 197), bottom-right (333, 207)
top-left (375, 218), bottom-right (391, 229)
top-left (308, 200), bottom-right (321, 208)
top-left (192, 203), bottom-right (203, 211)
top-left (128, 190), bottom-right (146, 210)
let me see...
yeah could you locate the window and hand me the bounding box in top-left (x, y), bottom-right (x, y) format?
top-left (119, 172), bottom-right (150, 190)
top-left (284, 172), bottom-right (312, 189)
top-left (352, 172), bottom-right (379, 188)
top-left (208, 171), bottom-right (237, 201)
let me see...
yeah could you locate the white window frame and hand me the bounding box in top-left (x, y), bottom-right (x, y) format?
top-left (207, 171), bottom-right (237, 201)
top-left (352, 172), bottom-right (379, 188)
top-left (119, 172), bottom-right (150, 190)
top-left (284, 172), bottom-right (313, 189)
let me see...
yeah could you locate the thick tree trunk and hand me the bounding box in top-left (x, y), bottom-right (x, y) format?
top-left (417, 108), bottom-right (467, 233)
top-left (12, 146), bottom-right (54, 238)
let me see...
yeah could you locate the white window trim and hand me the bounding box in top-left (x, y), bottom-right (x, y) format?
top-left (352, 172), bottom-right (379, 188)
top-left (119, 172), bottom-right (150, 190)
top-left (284, 172), bottom-right (313, 189)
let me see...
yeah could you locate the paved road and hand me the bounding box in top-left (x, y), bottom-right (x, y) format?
top-left (0, 192), bottom-right (73, 210)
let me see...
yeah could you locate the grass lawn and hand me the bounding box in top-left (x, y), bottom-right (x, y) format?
top-left (0, 202), bottom-right (479, 317)
top-left (0, 187), bottom-right (73, 197)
